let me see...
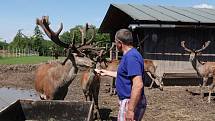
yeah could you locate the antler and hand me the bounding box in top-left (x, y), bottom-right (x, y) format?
top-left (102, 42), bottom-right (115, 56)
top-left (181, 41), bottom-right (193, 52)
top-left (195, 41), bottom-right (211, 52)
top-left (36, 16), bottom-right (85, 57)
top-left (36, 16), bottom-right (70, 48)
top-left (78, 23), bottom-right (95, 47)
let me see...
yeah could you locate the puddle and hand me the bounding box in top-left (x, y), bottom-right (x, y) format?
top-left (0, 87), bottom-right (40, 110)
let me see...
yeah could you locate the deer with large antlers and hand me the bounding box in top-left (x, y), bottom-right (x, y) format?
top-left (80, 51), bottom-right (105, 119)
top-left (80, 42), bottom-right (115, 119)
top-left (181, 40), bottom-right (215, 103)
top-left (35, 16), bottom-right (93, 100)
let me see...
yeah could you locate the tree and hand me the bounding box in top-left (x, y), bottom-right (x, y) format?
top-left (9, 29), bottom-right (31, 49)
top-left (0, 41), bottom-right (8, 50)
top-left (32, 25), bottom-right (45, 56)
top-left (60, 25), bottom-right (110, 47)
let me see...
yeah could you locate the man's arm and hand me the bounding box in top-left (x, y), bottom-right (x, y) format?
top-left (95, 69), bottom-right (117, 78)
top-left (127, 75), bottom-right (143, 115)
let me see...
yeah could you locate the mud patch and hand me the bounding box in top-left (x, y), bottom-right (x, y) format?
top-left (1, 64), bottom-right (215, 120)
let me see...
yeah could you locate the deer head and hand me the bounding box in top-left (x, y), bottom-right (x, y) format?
top-left (93, 43), bottom-right (115, 69)
top-left (181, 41), bottom-right (211, 61)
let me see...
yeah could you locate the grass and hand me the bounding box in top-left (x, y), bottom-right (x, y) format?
top-left (0, 56), bottom-right (62, 64)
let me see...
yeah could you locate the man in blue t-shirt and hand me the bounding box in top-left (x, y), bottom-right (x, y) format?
top-left (95, 29), bottom-right (146, 121)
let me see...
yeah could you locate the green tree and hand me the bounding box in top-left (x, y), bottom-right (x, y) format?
top-left (60, 25), bottom-right (110, 47)
top-left (9, 29), bottom-right (31, 49)
top-left (0, 40), bottom-right (8, 49)
top-left (32, 25), bottom-right (45, 56)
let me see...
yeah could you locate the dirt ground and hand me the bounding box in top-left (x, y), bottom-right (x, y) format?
top-left (0, 64), bottom-right (215, 121)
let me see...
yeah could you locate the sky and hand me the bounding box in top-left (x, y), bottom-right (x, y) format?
top-left (0, 0), bottom-right (215, 43)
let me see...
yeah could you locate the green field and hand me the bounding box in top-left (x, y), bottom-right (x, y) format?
top-left (0, 56), bottom-right (63, 64)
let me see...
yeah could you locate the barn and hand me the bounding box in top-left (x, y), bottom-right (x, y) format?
top-left (99, 4), bottom-right (215, 85)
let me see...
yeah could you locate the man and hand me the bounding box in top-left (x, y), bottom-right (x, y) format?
top-left (95, 29), bottom-right (146, 121)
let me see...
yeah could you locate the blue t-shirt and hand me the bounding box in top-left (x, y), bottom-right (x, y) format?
top-left (116, 48), bottom-right (145, 100)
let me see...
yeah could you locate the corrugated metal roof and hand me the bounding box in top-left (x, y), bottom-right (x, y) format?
top-left (112, 4), bottom-right (215, 23)
top-left (99, 4), bottom-right (215, 33)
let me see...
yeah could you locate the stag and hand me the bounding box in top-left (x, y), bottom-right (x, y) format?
top-left (181, 40), bottom-right (215, 103)
top-left (35, 16), bottom-right (93, 100)
top-left (80, 42), bottom-right (115, 119)
top-left (80, 51), bottom-right (104, 119)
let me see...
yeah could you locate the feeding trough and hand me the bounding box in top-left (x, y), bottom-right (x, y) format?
top-left (0, 99), bottom-right (94, 121)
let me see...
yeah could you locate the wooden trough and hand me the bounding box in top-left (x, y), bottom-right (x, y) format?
top-left (162, 72), bottom-right (202, 86)
top-left (0, 99), bottom-right (94, 121)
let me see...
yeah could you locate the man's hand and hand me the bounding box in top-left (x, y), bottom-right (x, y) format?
top-left (126, 110), bottom-right (135, 121)
top-left (94, 69), bottom-right (117, 77)
top-left (94, 69), bottom-right (108, 76)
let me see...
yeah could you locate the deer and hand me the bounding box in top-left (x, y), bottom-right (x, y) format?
top-left (106, 59), bottom-right (163, 96)
top-left (35, 16), bottom-right (94, 100)
top-left (181, 40), bottom-right (215, 103)
top-left (80, 40), bottom-right (115, 119)
top-left (80, 51), bottom-right (104, 119)
top-left (137, 34), bottom-right (163, 90)
top-left (144, 59), bottom-right (163, 91)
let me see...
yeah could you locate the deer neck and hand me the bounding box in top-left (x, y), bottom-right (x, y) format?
top-left (191, 56), bottom-right (203, 76)
top-left (62, 54), bottom-right (78, 87)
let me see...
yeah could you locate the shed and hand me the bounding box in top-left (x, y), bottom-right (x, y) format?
top-left (99, 4), bottom-right (215, 78)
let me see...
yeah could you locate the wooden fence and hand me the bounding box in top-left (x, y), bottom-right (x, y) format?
top-left (0, 48), bottom-right (39, 57)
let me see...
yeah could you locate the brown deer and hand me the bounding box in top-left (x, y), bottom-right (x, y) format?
top-left (137, 35), bottom-right (163, 90)
top-left (181, 40), bottom-right (215, 103)
top-left (80, 51), bottom-right (104, 119)
top-left (107, 59), bottom-right (163, 96)
top-left (35, 16), bottom-right (93, 100)
top-left (144, 59), bottom-right (163, 90)
top-left (80, 43), bottom-right (115, 119)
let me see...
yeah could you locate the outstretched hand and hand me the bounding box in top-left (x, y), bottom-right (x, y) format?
top-left (94, 69), bottom-right (117, 77)
top-left (94, 69), bottom-right (108, 76)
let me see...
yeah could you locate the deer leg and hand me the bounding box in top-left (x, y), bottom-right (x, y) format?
top-left (60, 88), bottom-right (68, 100)
top-left (89, 93), bottom-right (93, 101)
top-left (147, 72), bottom-right (155, 89)
top-left (93, 93), bottom-right (100, 120)
top-left (113, 78), bottom-right (117, 95)
top-left (147, 72), bottom-right (162, 89)
top-left (157, 77), bottom-right (164, 91)
top-left (110, 78), bottom-right (116, 96)
top-left (83, 90), bottom-right (89, 101)
top-left (40, 94), bottom-right (47, 100)
top-left (85, 94), bottom-right (88, 101)
top-left (109, 79), bottom-right (113, 96)
top-left (201, 77), bottom-right (208, 99)
top-left (208, 82), bottom-right (215, 103)
top-left (92, 83), bottom-right (101, 120)
top-left (152, 73), bottom-right (163, 90)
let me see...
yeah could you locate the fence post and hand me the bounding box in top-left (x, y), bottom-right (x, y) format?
top-left (115, 43), bottom-right (118, 60)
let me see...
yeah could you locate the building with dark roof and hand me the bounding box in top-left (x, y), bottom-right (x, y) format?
top-left (99, 4), bottom-right (215, 80)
